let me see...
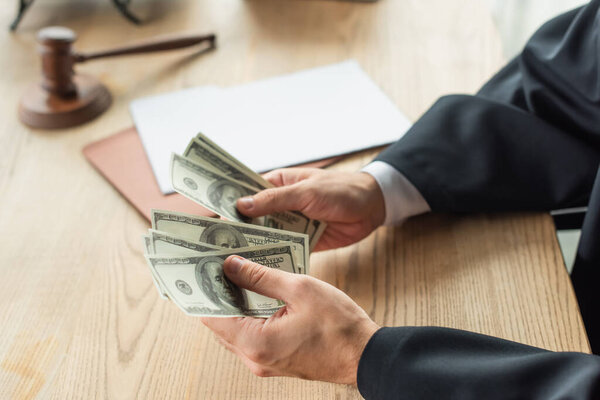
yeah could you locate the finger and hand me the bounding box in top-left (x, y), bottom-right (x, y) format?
top-left (223, 255), bottom-right (297, 301)
top-left (237, 184), bottom-right (306, 217)
top-left (262, 168), bottom-right (319, 187)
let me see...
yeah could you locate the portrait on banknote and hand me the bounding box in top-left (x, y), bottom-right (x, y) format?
top-left (195, 256), bottom-right (244, 311)
top-left (207, 179), bottom-right (252, 221)
top-left (199, 224), bottom-right (249, 248)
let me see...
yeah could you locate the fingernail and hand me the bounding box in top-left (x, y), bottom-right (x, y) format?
top-left (238, 196), bottom-right (254, 210)
top-left (226, 256), bottom-right (245, 274)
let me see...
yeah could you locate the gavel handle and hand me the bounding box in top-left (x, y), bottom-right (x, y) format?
top-left (73, 33), bottom-right (216, 63)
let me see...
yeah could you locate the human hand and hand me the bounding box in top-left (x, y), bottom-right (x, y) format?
top-left (201, 256), bottom-right (380, 385)
top-left (236, 168), bottom-right (385, 251)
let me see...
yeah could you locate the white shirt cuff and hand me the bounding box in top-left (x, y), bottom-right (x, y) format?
top-left (362, 161), bottom-right (431, 226)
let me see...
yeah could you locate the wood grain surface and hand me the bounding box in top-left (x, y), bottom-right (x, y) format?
top-left (0, 0), bottom-right (589, 399)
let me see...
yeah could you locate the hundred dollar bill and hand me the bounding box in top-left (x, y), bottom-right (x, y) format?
top-left (142, 235), bottom-right (169, 299)
top-left (194, 132), bottom-right (252, 175)
top-left (147, 230), bottom-right (245, 298)
top-left (185, 136), bottom-right (326, 249)
top-left (146, 230), bottom-right (225, 298)
top-left (151, 209), bottom-right (309, 274)
top-left (146, 244), bottom-right (297, 317)
top-left (171, 153), bottom-right (257, 222)
top-left (184, 139), bottom-right (271, 190)
top-left (171, 153), bottom-right (316, 236)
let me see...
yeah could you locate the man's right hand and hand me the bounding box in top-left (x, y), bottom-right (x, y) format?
top-left (236, 168), bottom-right (385, 251)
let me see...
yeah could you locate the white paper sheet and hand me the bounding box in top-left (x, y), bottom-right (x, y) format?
top-left (130, 61), bottom-right (411, 194)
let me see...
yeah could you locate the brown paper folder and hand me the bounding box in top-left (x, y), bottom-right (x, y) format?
top-left (83, 127), bottom-right (341, 221)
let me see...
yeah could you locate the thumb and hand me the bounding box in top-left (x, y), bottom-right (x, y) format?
top-left (237, 185), bottom-right (303, 217)
top-left (223, 255), bottom-right (293, 300)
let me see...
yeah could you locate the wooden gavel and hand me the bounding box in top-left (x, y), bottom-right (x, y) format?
top-left (19, 26), bottom-right (216, 129)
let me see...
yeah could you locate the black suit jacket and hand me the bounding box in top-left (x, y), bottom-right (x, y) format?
top-left (357, 2), bottom-right (600, 398)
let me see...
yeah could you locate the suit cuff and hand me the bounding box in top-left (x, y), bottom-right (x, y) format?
top-left (357, 327), bottom-right (414, 400)
top-left (362, 161), bottom-right (430, 225)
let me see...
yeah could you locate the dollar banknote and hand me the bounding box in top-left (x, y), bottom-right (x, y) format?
top-left (151, 209), bottom-right (309, 274)
top-left (184, 138), bottom-right (271, 190)
top-left (186, 134), bottom-right (326, 249)
top-left (144, 230), bottom-right (224, 298)
top-left (183, 137), bottom-right (325, 246)
top-left (171, 153), bottom-right (323, 244)
top-left (171, 153), bottom-right (257, 222)
top-left (146, 226), bottom-right (306, 298)
top-left (146, 244), bottom-right (297, 317)
top-left (194, 132), bottom-right (253, 175)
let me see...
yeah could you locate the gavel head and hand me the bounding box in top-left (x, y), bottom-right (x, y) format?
top-left (37, 26), bottom-right (77, 97)
top-left (19, 26), bottom-right (111, 129)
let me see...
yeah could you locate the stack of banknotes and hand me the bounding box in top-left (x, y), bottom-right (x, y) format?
top-left (143, 133), bottom-right (326, 317)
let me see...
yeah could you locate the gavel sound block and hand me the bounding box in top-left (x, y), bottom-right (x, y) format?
top-left (19, 27), bottom-right (216, 130)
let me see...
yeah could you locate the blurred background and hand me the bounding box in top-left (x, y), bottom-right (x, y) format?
top-left (486, 0), bottom-right (586, 58)
top-left (6, 0), bottom-right (588, 54)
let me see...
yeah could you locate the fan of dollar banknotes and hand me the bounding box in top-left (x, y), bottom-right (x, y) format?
top-left (142, 133), bottom-right (326, 317)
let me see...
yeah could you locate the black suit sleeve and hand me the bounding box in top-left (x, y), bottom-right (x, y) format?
top-left (357, 327), bottom-right (600, 400)
top-left (376, 1), bottom-right (600, 213)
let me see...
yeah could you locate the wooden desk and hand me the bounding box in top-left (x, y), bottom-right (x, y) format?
top-left (0, 1), bottom-right (590, 398)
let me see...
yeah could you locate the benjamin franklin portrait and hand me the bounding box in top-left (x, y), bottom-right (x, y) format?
top-left (199, 224), bottom-right (249, 248)
top-left (207, 179), bottom-right (252, 221)
top-left (195, 256), bottom-right (244, 311)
